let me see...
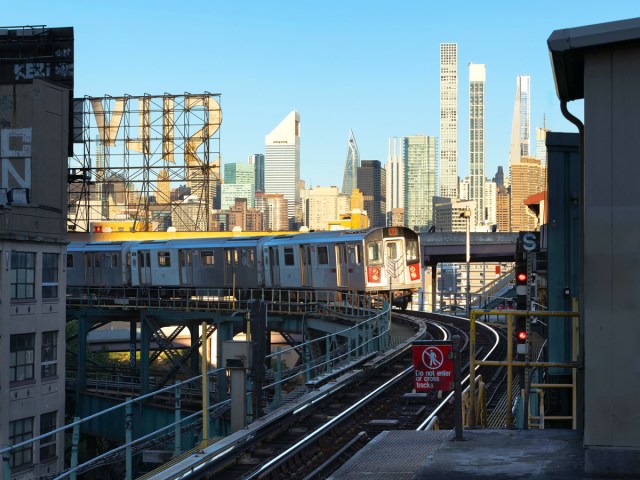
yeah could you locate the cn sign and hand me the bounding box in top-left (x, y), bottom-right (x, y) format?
top-left (412, 343), bottom-right (453, 392)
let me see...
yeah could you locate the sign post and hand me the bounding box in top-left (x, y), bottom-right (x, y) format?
top-left (413, 340), bottom-right (463, 439)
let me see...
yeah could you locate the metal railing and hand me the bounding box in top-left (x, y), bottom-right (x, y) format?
top-left (467, 309), bottom-right (579, 429)
top-left (4, 292), bottom-right (391, 480)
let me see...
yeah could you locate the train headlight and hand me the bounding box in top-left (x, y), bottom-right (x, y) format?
top-left (409, 263), bottom-right (420, 281)
top-left (367, 267), bottom-right (381, 283)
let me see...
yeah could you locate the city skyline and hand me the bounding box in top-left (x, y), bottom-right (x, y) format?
top-left (3, 2), bottom-right (639, 190)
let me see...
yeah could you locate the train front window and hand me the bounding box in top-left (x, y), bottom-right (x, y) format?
top-left (367, 241), bottom-right (383, 265)
top-left (284, 247), bottom-right (295, 266)
top-left (386, 241), bottom-right (400, 261)
top-left (406, 240), bottom-right (419, 263)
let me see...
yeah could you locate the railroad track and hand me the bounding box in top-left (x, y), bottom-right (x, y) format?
top-left (152, 311), bottom-right (506, 480)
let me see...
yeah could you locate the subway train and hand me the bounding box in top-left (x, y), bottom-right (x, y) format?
top-left (67, 226), bottom-right (422, 309)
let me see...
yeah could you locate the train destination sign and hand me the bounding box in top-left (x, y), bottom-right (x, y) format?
top-left (412, 343), bottom-right (453, 392)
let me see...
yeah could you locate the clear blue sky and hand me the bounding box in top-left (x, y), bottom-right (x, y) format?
top-left (4, 1), bottom-right (640, 188)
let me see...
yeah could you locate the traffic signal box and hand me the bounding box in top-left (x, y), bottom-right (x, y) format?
top-left (515, 315), bottom-right (527, 354)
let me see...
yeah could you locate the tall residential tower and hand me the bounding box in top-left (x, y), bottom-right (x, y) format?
top-left (264, 111), bottom-right (300, 228)
top-left (385, 137), bottom-right (404, 225)
top-left (469, 63), bottom-right (486, 226)
top-left (439, 43), bottom-right (458, 199)
top-left (509, 75), bottom-right (531, 167)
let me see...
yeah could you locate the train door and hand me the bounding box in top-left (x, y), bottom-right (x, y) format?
top-left (223, 248), bottom-right (235, 286)
top-left (300, 245), bottom-right (312, 287)
top-left (179, 250), bottom-right (193, 286)
top-left (84, 252), bottom-right (102, 285)
top-left (383, 238), bottom-right (404, 284)
top-left (138, 250), bottom-right (152, 285)
top-left (335, 243), bottom-right (348, 288)
top-left (269, 247), bottom-right (280, 287)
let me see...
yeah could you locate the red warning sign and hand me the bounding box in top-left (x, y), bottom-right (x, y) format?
top-left (412, 344), bottom-right (453, 392)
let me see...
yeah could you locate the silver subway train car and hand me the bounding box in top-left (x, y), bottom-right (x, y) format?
top-left (67, 227), bottom-right (422, 309)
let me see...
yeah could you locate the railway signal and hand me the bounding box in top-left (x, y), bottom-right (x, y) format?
top-left (515, 316), bottom-right (527, 354)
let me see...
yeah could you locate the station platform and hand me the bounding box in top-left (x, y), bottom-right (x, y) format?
top-left (328, 429), bottom-right (595, 480)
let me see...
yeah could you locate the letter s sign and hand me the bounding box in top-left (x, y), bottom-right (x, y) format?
top-left (522, 232), bottom-right (539, 252)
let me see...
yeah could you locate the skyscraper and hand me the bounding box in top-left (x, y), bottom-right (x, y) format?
top-left (510, 156), bottom-right (547, 232)
top-left (469, 63), bottom-right (486, 227)
top-left (357, 160), bottom-right (386, 228)
top-left (248, 154), bottom-right (265, 192)
top-left (224, 162), bottom-right (255, 188)
top-left (509, 75), bottom-right (531, 167)
top-left (440, 43), bottom-right (458, 199)
top-left (264, 111), bottom-right (300, 228)
top-left (403, 135), bottom-right (438, 231)
top-left (341, 129), bottom-right (360, 195)
top-left (385, 137), bottom-right (404, 225)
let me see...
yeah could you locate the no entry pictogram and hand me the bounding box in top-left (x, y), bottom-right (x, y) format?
top-left (412, 343), bottom-right (453, 392)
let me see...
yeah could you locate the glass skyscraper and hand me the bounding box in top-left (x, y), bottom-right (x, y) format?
top-left (403, 135), bottom-right (438, 231)
top-left (264, 111), bottom-right (300, 227)
top-left (341, 129), bottom-right (360, 195)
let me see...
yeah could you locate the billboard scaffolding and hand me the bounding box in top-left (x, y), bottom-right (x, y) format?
top-left (68, 93), bottom-right (222, 232)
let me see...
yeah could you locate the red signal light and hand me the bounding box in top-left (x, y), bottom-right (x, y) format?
top-left (516, 272), bottom-right (527, 283)
top-left (517, 330), bottom-right (527, 342)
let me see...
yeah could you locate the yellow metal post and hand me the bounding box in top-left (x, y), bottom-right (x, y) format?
top-left (469, 312), bottom-right (477, 427)
top-left (506, 311), bottom-right (514, 428)
top-left (201, 321), bottom-right (209, 450)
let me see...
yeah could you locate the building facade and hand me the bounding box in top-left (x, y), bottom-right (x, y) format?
top-left (510, 156), bottom-right (546, 232)
top-left (248, 154), bottom-right (265, 192)
top-left (509, 75), bottom-right (531, 169)
top-left (496, 185), bottom-right (511, 232)
top-left (255, 192), bottom-right (289, 231)
top-left (221, 183), bottom-right (255, 210)
top-left (469, 63), bottom-right (486, 227)
top-left (403, 135), bottom-right (438, 231)
top-left (224, 162), bottom-right (255, 188)
top-left (264, 111), bottom-right (300, 228)
top-left (357, 160), bottom-right (386, 228)
top-left (432, 197), bottom-right (476, 232)
top-left (301, 186), bottom-right (350, 231)
top-left (0, 80), bottom-right (69, 478)
top-left (439, 43), bottom-right (458, 199)
top-left (385, 137), bottom-right (404, 226)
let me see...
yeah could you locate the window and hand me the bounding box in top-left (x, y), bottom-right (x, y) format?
top-left (355, 244), bottom-right (362, 265)
top-left (10, 417), bottom-right (33, 468)
top-left (139, 252), bottom-right (145, 268)
top-left (366, 241), bottom-right (382, 265)
top-left (317, 246), bottom-right (329, 265)
top-left (248, 249), bottom-right (255, 266)
top-left (66, 254), bottom-right (74, 268)
top-left (11, 251), bottom-right (35, 299)
top-left (284, 247), bottom-right (295, 266)
top-left (202, 251), bottom-right (215, 266)
top-left (41, 331), bottom-right (58, 378)
top-left (93, 253), bottom-right (101, 268)
top-left (39, 412), bottom-right (57, 462)
top-left (85, 253), bottom-right (92, 268)
top-left (233, 249), bottom-right (239, 266)
top-left (386, 241), bottom-right (399, 260)
top-left (42, 253), bottom-right (59, 299)
top-left (10, 333), bottom-right (35, 382)
top-left (226, 250), bottom-right (231, 265)
top-left (158, 251), bottom-right (171, 267)
top-left (111, 253), bottom-right (119, 268)
top-left (406, 240), bottom-right (419, 263)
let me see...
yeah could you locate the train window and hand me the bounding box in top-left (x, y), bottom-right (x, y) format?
top-left (355, 244), bottom-right (362, 264)
top-left (284, 247), bottom-right (295, 266)
top-left (233, 249), bottom-right (239, 266)
top-left (386, 242), bottom-right (399, 260)
top-left (111, 253), bottom-right (119, 268)
top-left (406, 240), bottom-right (419, 262)
top-left (93, 253), bottom-right (101, 268)
top-left (226, 250), bottom-right (232, 265)
top-left (146, 252), bottom-right (151, 268)
top-left (86, 254), bottom-right (92, 268)
top-left (126, 252), bottom-right (131, 267)
top-left (367, 241), bottom-right (383, 265)
top-left (248, 250), bottom-right (255, 266)
top-left (66, 254), bottom-right (74, 268)
top-left (202, 251), bottom-right (215, 266)
top-left (317, 246), bottom-right (329, 265)
top-left (158, 251), bottom-right (171, 267)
